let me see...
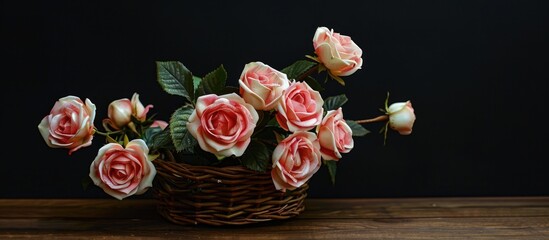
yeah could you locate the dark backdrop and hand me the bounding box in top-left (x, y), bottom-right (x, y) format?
top-left (2, 0), bottom-right (548, 198)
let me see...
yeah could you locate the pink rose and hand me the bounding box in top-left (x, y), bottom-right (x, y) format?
top-left (89, 139), bottom-right (156, 200)
top-left (276, 81), bottom-right (324, 132)
top-left (316, 107), bottom-right (354, 161)
top-left (387, 101), bottom-right (416, 135)
top-left (313, 26), bottom-right (363, 77)
top-left (103, 93), bottom-right (153, 130)
top-left (38, 95), bottom-right (96, 155)
top-left (271, 131), bottom-right (322, 192)
top-left (239, 61), bottom-right (290, 110)
top-left (187, 93), bottom-right (259, 158)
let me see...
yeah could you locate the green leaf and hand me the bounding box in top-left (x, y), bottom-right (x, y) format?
top-left (192, 76), bottom-right (202, 91)
top-left (144, 127), bottom-right (174, 152)
top-left (281, 60), bottom-right (318, 80)
top-left (323, 94), bottom-right (348, 111)
top-left (265, 115), bottom-right (281, 127)
top-left (251, 127), bottom-right (282, 148)
top-left (192, 75), bottom-right (203, 99)
top-left (241, 140), bottom-right (271, 172)
top-left (141, 125), bottom-right (163, 143)
top-left (200, 64), bottom-right (227, 95)
top-left (273, 130), bottom-right (285, 143)
top-left (156, 61), bottom-right (194, 102)
top-left (221, 86), bottom-right (239, 95)
top-left (194, 77), bottom-right (206, 99)
top-left (304, 76), bottom-right (325, 92)
top-left (346, 120), bottom-right (370, 137)
top-left (253, 111), bottom-right (274, 133)
top-left (324, 160), bottom-right (337, 185)
top-left (170, 105), bottom-right (197, 153)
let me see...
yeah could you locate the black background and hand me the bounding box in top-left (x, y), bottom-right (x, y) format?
top-left (2, 0), bottom-right (548, 199)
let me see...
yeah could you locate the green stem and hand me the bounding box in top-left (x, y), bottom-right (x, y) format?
top-left (94, 128), bottom-right (122, 136)
top-left (296, 64), bottom-right (320, 82)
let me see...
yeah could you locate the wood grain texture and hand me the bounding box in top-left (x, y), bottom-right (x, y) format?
top-left (1, 197), bottom-right (548, 239)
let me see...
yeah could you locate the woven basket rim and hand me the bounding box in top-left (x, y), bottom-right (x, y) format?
top-left (152, 157), bottom-right (309, 226)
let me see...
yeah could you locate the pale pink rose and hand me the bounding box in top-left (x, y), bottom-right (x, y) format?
top-left (187, 93), bottom-right (259, 158)
top-left (313, 27), bottom-right (363, 76)
top-left (89, 139), bottom-right (156, 200)
top-left (131, 92), bottom-right (153, 122)
top-left (38, 95), bottom-right (96, 155)
top-left (271, 131), bottom-right (322, 192)
top-left (316, 108), bottom-right (354, 161)
top-left (239, 61), bottom-right (290, 110)
top-left (387, 101), bottom-right (416, 135)
top-left (150, 120), bottom-right (168, 130)
top-left (104, 98), bottom-right (132, 130)
top-left (276, 81), bottom-right (324, 132)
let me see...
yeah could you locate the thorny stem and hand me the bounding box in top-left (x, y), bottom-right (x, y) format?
top-left (354, 115), bottom-right (389, 124)
top-left (296, 64), bottom-right (320, 82)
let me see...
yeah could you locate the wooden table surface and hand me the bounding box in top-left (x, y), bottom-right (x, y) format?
top-left (1, 197), bottom-right (548, 239)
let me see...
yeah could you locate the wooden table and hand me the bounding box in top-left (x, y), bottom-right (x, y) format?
top-left (1, 197), bottom-right (548, 239)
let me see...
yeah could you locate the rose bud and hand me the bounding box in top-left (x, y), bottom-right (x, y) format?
top-left (387, 101), bottom-right (416, 135)
top-left (131, 92), bottom-right (153, 122)
top-left (104, 98), bottom-right (132, 130)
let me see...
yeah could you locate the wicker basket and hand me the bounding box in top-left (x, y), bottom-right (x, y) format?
top-left (152, 156), bottom-right (309, 226)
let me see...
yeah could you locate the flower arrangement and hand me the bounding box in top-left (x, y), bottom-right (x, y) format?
top-left (38, 26), bottom-right (416, 202)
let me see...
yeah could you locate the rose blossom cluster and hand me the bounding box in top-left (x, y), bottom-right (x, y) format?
top-left (172, 27), bottom-right (415, 192)
top-left (39, 93), bottom-right (166, 200)
top-left (38, 26), bottom-right (416, 199)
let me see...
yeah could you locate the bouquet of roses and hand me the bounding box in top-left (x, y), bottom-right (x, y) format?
top-left (38, 26), bottom-right (416, 200)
